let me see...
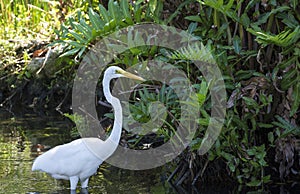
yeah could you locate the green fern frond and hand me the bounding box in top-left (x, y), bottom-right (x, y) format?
top-left (247, 26), bottom-right (300, 47)
top-left (165, 43), bottom-right (216, 64)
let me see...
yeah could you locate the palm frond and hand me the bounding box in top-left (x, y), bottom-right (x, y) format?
top-left (164, 43), bottom-right (216, 64)
top-left (247, 26), bottom-right (300, 47)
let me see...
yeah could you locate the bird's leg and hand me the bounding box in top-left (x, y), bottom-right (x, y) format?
top-left (70, 176), bottom-right (79, 190)
top-left (80, 178), bottom-right (89, 189)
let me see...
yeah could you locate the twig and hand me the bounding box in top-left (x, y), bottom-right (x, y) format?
top-left (176, 170), bottom-right (190, 186)
top-left (36, 46), bottom-right (51, 75)
top-left (55, 86), bottom-right (71, 114)
top-left (167, 161), bottom-right (183, 182)
top-left (192, 158), bottom-right (209, 185)
top-left (0, 80), bottom-right (28, 107)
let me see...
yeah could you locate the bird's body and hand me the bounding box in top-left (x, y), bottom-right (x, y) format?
top-left (32, 66), bottom-right (144, 190)
top-left (32, 138), bottom-right (103, 188)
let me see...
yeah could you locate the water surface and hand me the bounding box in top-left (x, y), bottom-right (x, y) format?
top-left (0, 110), bottom-right (170, 194)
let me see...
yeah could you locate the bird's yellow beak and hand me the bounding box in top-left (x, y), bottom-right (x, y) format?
top-left (118, 69), bottom-right (145, 81)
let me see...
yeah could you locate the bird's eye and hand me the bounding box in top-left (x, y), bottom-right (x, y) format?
top-left (115, 69), bottom-right (123, 74)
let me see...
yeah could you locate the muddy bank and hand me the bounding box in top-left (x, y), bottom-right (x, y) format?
top-left (0, 40), bottom-right (73, 115)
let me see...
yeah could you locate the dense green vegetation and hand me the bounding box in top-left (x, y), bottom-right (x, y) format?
top-left (1, 0), bottom-right (300, 191)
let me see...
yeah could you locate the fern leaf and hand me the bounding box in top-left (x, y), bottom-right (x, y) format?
top-left (89, 8), bottom-right (103, 30)
top-left (99, 4), bottom-right (110, 23)
top-left (247, 26), bottom-right (300, 47)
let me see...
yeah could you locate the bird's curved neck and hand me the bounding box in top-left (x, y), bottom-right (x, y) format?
top-left (103, 76), bottom-right (122, 147)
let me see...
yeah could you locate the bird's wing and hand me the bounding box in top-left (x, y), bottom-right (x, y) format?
top-left (32, 138), bottom-right (103, 177)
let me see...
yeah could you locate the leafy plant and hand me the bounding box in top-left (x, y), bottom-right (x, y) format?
top-left (3, 0), bottom-right (300, 189)
top-left (176, 0), bottom-right (300, 187)
top-left (55, 0), bottom-right (164, 59)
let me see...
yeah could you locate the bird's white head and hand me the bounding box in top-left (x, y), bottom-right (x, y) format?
top-left (103, 66), bottom-right (145, 103)
top-left (104, 66), bottom-right (145, 81)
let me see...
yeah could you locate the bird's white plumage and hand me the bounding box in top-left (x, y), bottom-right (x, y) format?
top-left (32, 138), bottom-right (103, 181)
top-left (32, 66), bottom-right (144, 190)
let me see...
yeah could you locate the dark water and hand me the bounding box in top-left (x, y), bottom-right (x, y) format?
top-left (1, 109), bottom-right (300, 194)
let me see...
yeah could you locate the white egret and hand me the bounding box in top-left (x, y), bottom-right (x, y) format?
top-left (32, 66), bottom-right (144, 190)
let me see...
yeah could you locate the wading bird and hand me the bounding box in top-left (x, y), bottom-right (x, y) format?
top-left (32, 66), bottom-right (144, 190)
